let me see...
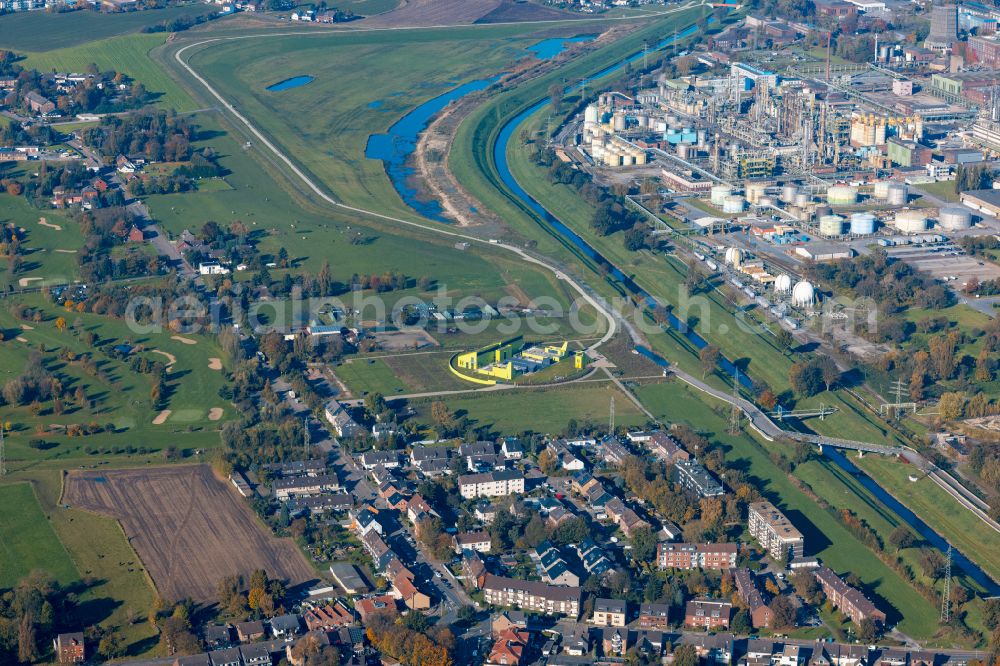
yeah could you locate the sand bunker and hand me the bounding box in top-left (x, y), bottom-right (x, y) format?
top-left (16, 336), bottom-right (28, 343)
top-left (38, 217), bottom-right (62, 231)
top-left (208, 357), bottom-right (222, 370)
top-left (53, 249), bottom-right (77, 254)
top-left (18, 277), bottom-right (42, 287)
top-left (151, 349), bottom-right (177, 369)
top-left (171, 335), bottom-right (197, 345)
top-left (152, 410), bottom-right (172, 425)
top-left (208, 408), bottom-right (223, 421)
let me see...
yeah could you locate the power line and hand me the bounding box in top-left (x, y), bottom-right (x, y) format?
top-left (729, 369), bottom-right (741, 435)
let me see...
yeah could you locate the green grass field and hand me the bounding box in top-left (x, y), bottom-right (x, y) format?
top-left (913, 180), bottom-right (960, 203)
top-left (20, 33), bottom-right (199, 112)
top-left (182, 24), bottom-right (560, 220)
top-left (409, 380), bottom-right (645, 435)
top-left (0, 5), bottom-right (219, 52)
top-left (636, 380), bottom-right (943, 639)
top-left (0, 483), bottom-right (78, 589)
top-left (0, 195), bottom-right (84, 289)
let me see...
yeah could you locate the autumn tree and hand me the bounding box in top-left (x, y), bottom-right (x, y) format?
top-left (699, 344), bottom-right (721, 379)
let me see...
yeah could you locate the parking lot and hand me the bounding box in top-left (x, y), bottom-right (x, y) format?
top-left (886, 244), bottom-right (1000, 288)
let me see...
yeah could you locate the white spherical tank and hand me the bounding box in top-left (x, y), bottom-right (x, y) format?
top-left (710, 184), bottom-right (733, 206)
top-left (894, 209), bottom-right (928, 233)
top-left (584, 105), bottom-right (599, 124)
top-left (819, 215), bottom-right (845, 236)
top-left (774, 274), bottom-right (792, 293)
top-left (827, 185), bottom-right (859, 205)
top-left (781, 185), bottom-right (799, 203)
top-left (850, 213), bottom-right (876, 235)
top-left (886, 183), bottom-right (907, 207)
top-left (938, 206), bottom-right (972, 230)
top-left (725, 247), bottom-right (743, 267)
top-left (792, 280), bottom-right (815, 307)
top-left (723, 195), bottom-right (746, 214)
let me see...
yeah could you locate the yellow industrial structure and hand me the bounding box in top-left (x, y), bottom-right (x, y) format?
top-left (452, 338), bottom-right (584, 384)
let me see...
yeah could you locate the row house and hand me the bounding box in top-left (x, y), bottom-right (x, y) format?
top-left (657, 542), bottom-right (738, 570)
top-left (481, 574), bottom-right (581, 618)
top-left (573, 538), bottom-right (613, 577)
top-left (734, 567), bottom-right (773, 629)
top-left (637, 602), bottom-right (670, 630)
top-left (410, 444), bottom-right (452, 471)
top-left (272, 472), bottom-right (341, 500)
top-left (537, 541), bottom-right (580, 587)
top-left (454, 530), bottom-right (492, 554)
top-left (813, 567), bottom-right (887, 626)
top-left (302, 602), bottom-right (352, 631)
top-left (358, 450), bottom-right (400, 470)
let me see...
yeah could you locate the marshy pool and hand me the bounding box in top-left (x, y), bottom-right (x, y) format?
top-left (266, 75), bottom-right (314, 92)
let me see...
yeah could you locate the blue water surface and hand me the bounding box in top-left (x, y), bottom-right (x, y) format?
top-left (365, 77), bottom-right (499, 222)
top-left (266, 75), bottom-right (314, 92)
top-left (528, 35), bottom-right (596, 59)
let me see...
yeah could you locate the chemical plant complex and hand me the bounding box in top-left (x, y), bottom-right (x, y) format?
top-left (553, 3), bottom-right (1000, 333)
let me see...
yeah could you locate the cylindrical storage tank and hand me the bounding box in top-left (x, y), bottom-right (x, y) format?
top-left (815, 205), bottom-right (832, 218)
top-left (746, 182), bottom-right (767, 204)
top-left (781, 185), bottom-right (799, 203)
top-left (759, 196), bottom-right (775, 207)
top-left (677, 143), bottom-right (691, 159)
top-left (873, 181), bottom-right (891, 200)
top-left (894, 209), bottom-right (928, 233)
top-left (887, 183), bottom-right (907, 206)
top-left (725, 247), bottom-right (743, 266)
top-left (938, 206), bottom-right (972, 230)
top-left (774, 274), bottom-right (792, 293)
top-left (584, 105), bottom-right (598, 124)
top-left (827, 185), bottom-right (859, 205)
top-left (723, 195), bottom-right (746, 214)
top-left (613, 114), bottom-right (626, 131)
top-left (850, 213), bottom-right (876, 235)
top-left (711, 184), bottom-right (733, 206)
top-left (819, 215), bottom-right (844, 236)
top-left (794, 192), bottom-right (810, 207)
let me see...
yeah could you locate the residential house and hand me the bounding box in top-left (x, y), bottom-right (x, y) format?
top-left (458, 469), bottom-right (525, 499)
top-left (680, 633), bottom-right (735, 664)
top-left (573, 538), bottom-right (613, 577)
top-left (25, 91), bottom-right (55, 114)
top-left (269, 614), bottom-right (302, 640)
top-left (537, 541), bottom-right (580, 587)
top-left (475, 500), bottom-right (498, 524)
top-left (351, 506), bottom-right (383, 537)
top-left (600, 627), bottom-right (628, 657)
top-left (410, 445), bottom-right (452, 470)
top-left (591, 598), bottom-right (627, 627)
top-left (599, 437), bottom-right (630, 465)
top-left (501, 439), bottom-right (524, 460)
top-left (814, 567), bottom-right (887, 625)
top-left (489, 626), bottom-right (530, 666)
top-left (203, 624), bottom-right (234, 650)
top-left (355, 595), bottom-right (398, 623)
top-left (685, 599), bottom-right (733, 630)
top-left (637, 602), bottom-right (670, 629)
top-left (240, 643), bottom-right (272, 666)
top-left (209, 648), bottom-right (243, 666)
top-left (406, 494), bottom-right (436, 524)
top-left (657, 542), bottom-right (738, 570)
top-left (481, 574), bottom-right (581, 618)
top-left (390, 565), bottom-right (431, 610)
top-left (562, 623), bottom-right (590, 655)
top-left (547, 439), bottom-right (585, 471)
top-left (54, 633), bottom-right (85, 663)
top-left (235, 620), bottom-right (266, 642)
top-left (647, 431), bottom-right (691, 463)
top-left (491, 610), bottom-right (528, 637)
top-left (324, 401), bottom-right (362, 438)
top-left (454, 530), bottom-right (492, 554)
top-left (570, 470), bottom-right (600, 496)
top-left (359, 450), bottom-right (401, 470)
